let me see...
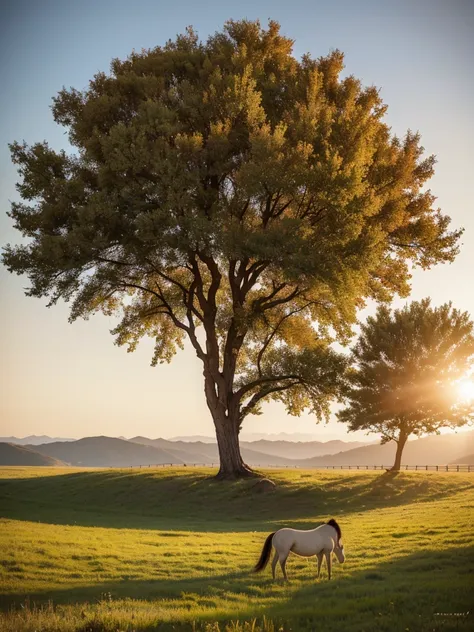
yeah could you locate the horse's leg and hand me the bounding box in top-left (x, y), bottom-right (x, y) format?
top-left (324, 551), bottom-right (332, 580)
top-left (316, 552), bottom-right (323, 578)
top-left (279, 553), bottom-right (289, 582)
top-left (271, 550), bottom-right (278, 580)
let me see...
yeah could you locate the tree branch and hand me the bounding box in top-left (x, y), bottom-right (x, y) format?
top-left (242, 260), bottom-right (270, 294)
top-left (97, 254), bottom-right (205, 324)
top-left (256, 302), bottom-right (313, 377)
top-left (253, 284), bottom-right (302, 313)
top-left (239, 381), bottom-right (301, 421)
top-left (234, 374), bottom-right (303, 402)
top-left (120, 280), bottom-right (206, 361)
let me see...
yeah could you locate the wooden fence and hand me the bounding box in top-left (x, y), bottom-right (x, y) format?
top-left (125, 463), bottom-right (473, 472)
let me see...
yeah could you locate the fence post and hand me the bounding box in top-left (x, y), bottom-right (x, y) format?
top-left (457, 465), bottom-right (460, 472)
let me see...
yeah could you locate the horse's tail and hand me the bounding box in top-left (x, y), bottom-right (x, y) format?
top-left (254, 532), bottom-right (276, 572)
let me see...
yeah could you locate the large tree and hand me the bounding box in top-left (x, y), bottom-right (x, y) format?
top-left (3, 21), bottom-right (461, 477)
top-left (338, 300), bottom-right (474, 470)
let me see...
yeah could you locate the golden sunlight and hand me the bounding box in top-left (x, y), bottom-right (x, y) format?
top-left (456, 379), bottom-right (474, 401)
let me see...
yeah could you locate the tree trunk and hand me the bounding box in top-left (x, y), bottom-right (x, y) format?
top-left (391, 431), bottom-right (408, 471)
top-left (214, 415), bottom-right (254, 479)
top-left (202, 360), bottom-right (254, 480)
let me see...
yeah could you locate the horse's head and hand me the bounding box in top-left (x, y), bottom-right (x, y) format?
top-left (334, 540), bottom-right (345, 563)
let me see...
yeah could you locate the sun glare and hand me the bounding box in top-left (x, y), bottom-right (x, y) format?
top-left (457, 379), bottom-right (474, 402)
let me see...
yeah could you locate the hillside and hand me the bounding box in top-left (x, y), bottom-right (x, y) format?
top-left (30, 436), bottom-right (185, 467)
top-left (30, 436), bottom-right (299, 468)
top-left (450, 453), bottom-right (474, 464)
top-left (129, 436), bottom-right (216, 464)
top-left (18, 431), bottom-right (474, 468)
top-left (129, 436), bottom-right (370, 460)
top-left (124, 436), bottom-right (299, 466)
top-left (302, 430), bottom-right (474, 466)
top-left (0, 442), bottom-right (64, 466)
top-left (131, 432), bottom-right (474, 467)
top-left (240, 439), bottom-right (370, 459)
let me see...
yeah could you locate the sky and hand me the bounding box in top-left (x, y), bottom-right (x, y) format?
top-left (1, 0), bottom-right (473, 442)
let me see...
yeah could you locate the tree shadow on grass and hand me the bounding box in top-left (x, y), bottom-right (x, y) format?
top-left (0, 469), bottom-right (471, 532)
top-left (1, 546), bottom-right (473, 631)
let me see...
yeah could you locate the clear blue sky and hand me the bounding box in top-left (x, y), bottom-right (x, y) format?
top-left (1, 0), bottom-right (473, 440)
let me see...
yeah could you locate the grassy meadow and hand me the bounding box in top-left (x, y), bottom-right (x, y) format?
top-left (0, 466), bottom-right (473, 631)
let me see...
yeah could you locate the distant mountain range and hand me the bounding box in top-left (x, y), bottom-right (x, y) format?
top-left (240, 439), bottom-right (370, 459)
top-left (168, 435), bottom-right (222, 443)
top-left (298, 431), bottom-right (474, 467)
top-left (169, 432), bottom-right (336, 442)
top-left (0, 435), bottom-right (75, 445)
top-left (26, 436), bottom-right (188, 468)
top-left (0, 431), bottom-right (473, 467)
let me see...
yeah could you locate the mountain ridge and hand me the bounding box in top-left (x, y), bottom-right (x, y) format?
top-left (2, 431), bottom-right (473, 468)
top-left (0, 435), bottom-right (76, 445)
top-left (0, 443), bottom-right (65, 466)
top-left (31, 436), bottom-right (301, 468)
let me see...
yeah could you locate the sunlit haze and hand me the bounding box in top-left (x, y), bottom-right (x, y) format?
top-left (1, 0), bottom-right (473, 441)
top-left (457, 380), bottom-right (474, 402)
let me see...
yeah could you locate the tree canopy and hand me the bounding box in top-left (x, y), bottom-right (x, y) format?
top-left (338, 299), bottom-right (474, 469)
top-left (2, 20), bottom-right (462, 477)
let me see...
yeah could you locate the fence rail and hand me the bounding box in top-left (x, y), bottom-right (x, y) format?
top-left (124, 463), bottom-right (473, 472)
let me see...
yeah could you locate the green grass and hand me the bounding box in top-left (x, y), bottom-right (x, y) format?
top-left (0, 466), bottom-right (473, 631)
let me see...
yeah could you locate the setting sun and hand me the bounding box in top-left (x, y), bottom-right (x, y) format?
top-left (457, 379), bottom-right (474, 402)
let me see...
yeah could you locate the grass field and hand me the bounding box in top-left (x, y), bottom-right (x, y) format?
top-left (0, 466), bottom-right (473, 631)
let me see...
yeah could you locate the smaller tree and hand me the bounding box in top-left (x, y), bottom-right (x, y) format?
top-left (338, 299), bottom-right (474, 470)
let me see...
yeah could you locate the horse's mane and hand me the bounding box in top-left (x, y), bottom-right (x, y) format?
top-left (326, 518), bottom-right (342, 541)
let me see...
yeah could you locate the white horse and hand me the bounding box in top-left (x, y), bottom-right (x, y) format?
top-left (254, 519), bottom-right (345, 581)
